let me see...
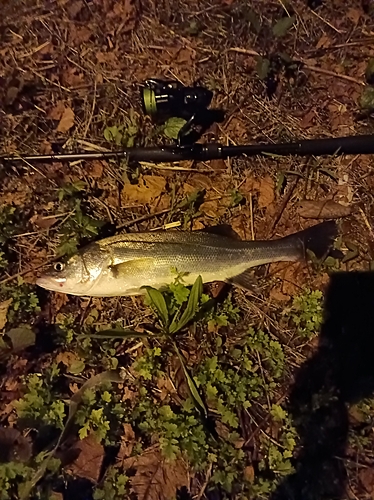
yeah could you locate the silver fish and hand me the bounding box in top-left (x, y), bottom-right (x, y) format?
top-left (36, 221), bottom-right (337, 297)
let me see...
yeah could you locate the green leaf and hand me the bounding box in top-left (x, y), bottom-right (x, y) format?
top-left (5, 327), bottom-right (36, 352)
top-left (169, 275), bottom-right (203, 334)
top-left (359, 86), bottom-right (374, 111)
top-left (104, 125), bottom-right (123, 144)
top-left (163, 117), bottom-right (187, 140)
top-left (255, 56), bottom-right (270, 80)
top-left (68, 360), bottom-right (85, 375)
top-left (272, 15), bottom-right (296, 37)
top-left (173, 343), bottom-right (207, 417)
top-left (143, 287), bottom-right (170, 329)
top-left (365, 58), bottom-right (374, 84)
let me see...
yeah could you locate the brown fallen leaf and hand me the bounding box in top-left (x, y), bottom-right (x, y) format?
top-left (66, 434), bottom-right (105, 483)
top-left (57, 107), bottom-right (75, 133)
top-left (0, 299), bottom-right (12, 331)
top-left (297, 200), bottom-right (351, 219)
top-left (30, 214), bottom-right (57, 229)
top-left (121, 175), bottom-right (167, 205)
top-left (48, 102), bottom-right (65, 121)
top-left (199, 200), bottom-right (227, 219)
top-left (122, 448), bottom-right (189, 500)
top-left (241, 174), bottom-right (275, 209)
top-left (359, 468), bottom-right (374, 495)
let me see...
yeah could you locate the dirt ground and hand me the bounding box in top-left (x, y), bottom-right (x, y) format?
top-left (2, 0), bottom-right (374, 499)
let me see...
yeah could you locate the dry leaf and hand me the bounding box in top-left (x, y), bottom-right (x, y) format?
top-left (244, 465), bottom-right (255, 483)
top-left (200, 200), bottom-right (227, 219)
top-left (56, 351), bottom-right (80, 367)
top-left (48, 102), bottom-right (65, 120)
top-left (0, 299), bottom-right (12, 331)
top-left (258, 175), bottom-right (275, 208)
top-left (30, 214), bottom-right (57, 229)
top-left (316, 33), bottom-right (331, 49)
top-left (123, 449), bottom-right (189, 500)
top-left (122, 175), bottom-right (166, 205)
top-left (241, 175), bottom-right (275, 208)
top-left (269, 287), bottom-right (290, 302)
top-left (89, 161), bottom-right (104, 178)
top-left (66, 434), bottom-right (104, 483)
top-left (297, 200), bottom-right (351, 219)
top-left (360, 468), bottom-right (374, 494)
top-left (175, 47), bottom-right (196, 65)
top-left (57, 107), bottom-right (75, 133)
top-left (117, 423), bottom-right (136, 460)
top-left (299, 109), bottom-right (316, 129)
top-left (347, 8), bottom-right (361, 25)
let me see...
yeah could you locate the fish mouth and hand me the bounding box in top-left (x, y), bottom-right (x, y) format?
top-left (36, 276), bottom-right (66, 292)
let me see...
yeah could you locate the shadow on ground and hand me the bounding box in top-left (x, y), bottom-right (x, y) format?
top-left (271, 271), bottom-right (374, 500)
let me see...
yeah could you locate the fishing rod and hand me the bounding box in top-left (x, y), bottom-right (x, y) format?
top-left (2, 79), bottom-right (374, 165)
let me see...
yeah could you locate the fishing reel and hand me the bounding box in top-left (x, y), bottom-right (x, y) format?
top-left (140, 78), bottom-right (224, 145)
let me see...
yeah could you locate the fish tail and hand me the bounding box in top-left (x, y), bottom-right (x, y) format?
top-left (283, 220), bottom-right (338, 260)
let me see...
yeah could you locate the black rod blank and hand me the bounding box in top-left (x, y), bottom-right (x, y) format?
top-left (2, 134), bottom-right (374, 165)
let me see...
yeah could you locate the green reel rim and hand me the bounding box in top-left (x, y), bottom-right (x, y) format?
top-left (142, 87), bottom-right (157, 116)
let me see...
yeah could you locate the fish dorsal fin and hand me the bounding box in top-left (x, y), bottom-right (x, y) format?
top-left (198, 224), bottom-right (242, 240)
top-left (110, 258), bottom-right (155, 278)
top-left (227, 269), bottom-right (258, 291)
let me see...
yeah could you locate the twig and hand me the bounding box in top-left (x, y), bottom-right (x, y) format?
top-left (228, 47), bottom-right (364, 86)
top-left (16, 66), bottom-right (71, 93)
top-left (0, 260), bottom-right (55, 285)
top-left (301, 63), bottom-right (364, 86)
top-left (83, 79), bottom-right (97, 138)
top-left (116, 208), bottom-right (171, 230)
top-left (269, 176), bottom-right (301, 236)
top-left (194, 462), bottom-right (213, 500)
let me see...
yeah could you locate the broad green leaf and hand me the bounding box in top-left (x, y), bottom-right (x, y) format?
top-left (68, 359), bottom-right (85, 375)
top-left (5, 327), bottom-right (36, 352)
top-left (163, 117), bottom-right (187, 140)
top-left (170, 275), bottom-right (203, 334)
top-left (255, 56), bottom-right (270, 80)
top-left (272, 15), bottom-right (296, 37)
top-left (143, 286), bottom-right (169, 329)
top-left (359, 86), bottom-right (374, 111)
top-left (173, 343), bottom-right (207, 417)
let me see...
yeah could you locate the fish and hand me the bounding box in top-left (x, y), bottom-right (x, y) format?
top-left (36, 221), bottom-right (337, 297)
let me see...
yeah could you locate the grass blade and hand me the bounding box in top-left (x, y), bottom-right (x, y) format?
top-left (173, 342), bottom-right (207, 417)
top-left (142, 286), bottom-right (170, 330)
top-left (170, 275), bottom-right (203, 334)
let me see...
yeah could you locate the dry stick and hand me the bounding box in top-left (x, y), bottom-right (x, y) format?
top-left (116, 208), bottom-right (171, 230)
top-left (269, 176), bottom-right (301, 237)
top-left (228, 47), bottom-right (364, 86)
top-left (195, 462), bottom-right (213, 500)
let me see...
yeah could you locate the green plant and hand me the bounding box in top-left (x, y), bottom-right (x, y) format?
top-left (57, 201), bottom-right (104, 257)
top-left (93, 467), bottom-right (129, 500)
top-left (75, 385), bottom-right (126, 445)
top-left (0, 462), bottom-right (35, 500)
top-left (103, 110), bottom-right (139, 147)
top-left (14, 365), bottom-right (66, 430)
top-left (287, 288), bottom-right (324, 338)
top-left (0, 277), bottom-right (40, 324)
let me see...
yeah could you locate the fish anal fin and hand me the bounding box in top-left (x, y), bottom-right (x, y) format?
top-left (111, 258), bottom-right (155, 278)
top-left (228, 269), bottom-right (258, 291)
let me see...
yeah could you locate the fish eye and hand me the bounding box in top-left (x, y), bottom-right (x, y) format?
top-left (54, 262), bottom-right (65, 272)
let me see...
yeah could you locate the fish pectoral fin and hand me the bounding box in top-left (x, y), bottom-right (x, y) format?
top-left (110, 258), bottom-right (155, 277)
top-left (227, 269), bottom-right (258, 291)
